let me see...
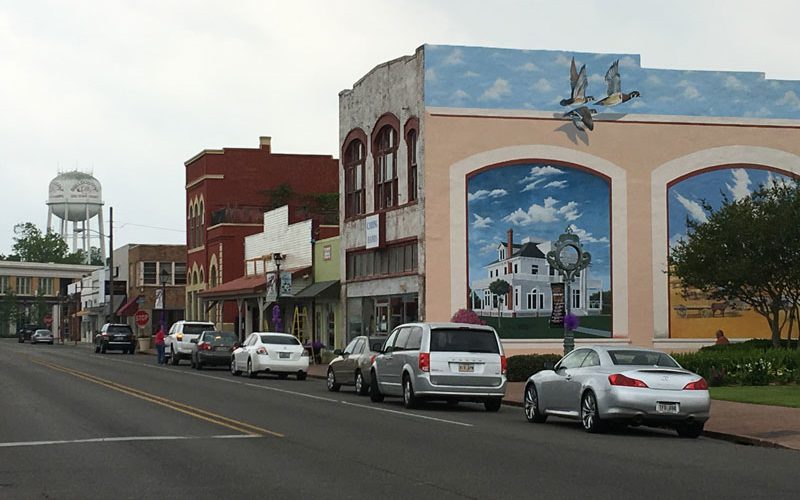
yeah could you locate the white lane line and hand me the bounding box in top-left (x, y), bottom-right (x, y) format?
top-left (244, 383), bottom-right (339, 402)
top-left (0, 434), bottom-right (259, 448)
top-left (340, 401), bottom-right (474, 427)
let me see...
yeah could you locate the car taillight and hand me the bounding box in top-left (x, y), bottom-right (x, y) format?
top-left (301, 349), bottom-right (309, 357)
top-left (608, 373), bottom-right (649, 388)
top-left (419, 352), bottom-right (430, 372)
top-left (256, 347), bottom-right (267, 355)
top-left (500, 355), bottom-right (507, 375)
top-left (683, 378), bottom-right (708, 390)
top-left (198, 342), bottom-right (212, 351)
top-left (370, 354), bottom-right (377, 365)
top-left (176, 333), bottom-right (183, 341)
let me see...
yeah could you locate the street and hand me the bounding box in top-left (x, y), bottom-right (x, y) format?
top-left (1, 339), bottom-right (798, 499)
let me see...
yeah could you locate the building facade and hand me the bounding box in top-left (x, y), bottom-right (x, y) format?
top-left (340, 44), bottom-right (800, 352)
top-left (184, 136), bottom-right (338, 333)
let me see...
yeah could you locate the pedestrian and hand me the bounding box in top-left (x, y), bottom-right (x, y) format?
top-left (155, 325), bottom-right (166, 364)
top-left (715, 329), bottom-right (730, 345)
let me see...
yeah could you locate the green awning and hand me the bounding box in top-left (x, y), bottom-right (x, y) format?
top-left (294, 280), bottom-right (339, 300)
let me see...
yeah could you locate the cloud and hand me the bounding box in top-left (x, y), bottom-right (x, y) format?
top-left (554, 54), bottom-right (572, 67)
top-left (589, 73), bottom-right (605, 85)
top-left (619, 56), bottom-right (637, 68)
top-left (532, 78), bottom-right (552, 92)
top-left (516, 62), bottom-right (539, 72)
top-left (502, 197), bottom-right (581, 225)
top-left (682, 85), bottom-right (700, 100)
top-left (673, 192), bottom-right (708, 223)
top-left (479, 242), bottom-right (497, 255)
top-left (425, 68), bottom-right (437, 82)
top-left (468, 188), bottom-right (508, 201)
top-left (763, 171), bottom-right (789, 191)
top-left (568, 224), bottom-right (609, 244)
top-left (778, 90), bottom-right (800, 109)
top-left (451, 89), bottom-right (469, 100)
top-left (443, 48), bottom-right (464, 65)
top-left (645, 74), bottom-right (662, 86)
top-left (521, 179), bottom-right (545, 192)
top-left (519, 165), bottom-right (564, 183)
top-left (723, 75), bottom-right (747, 91)
top-left (472, 213), bottom-right (493, 229)
top-left (669, 232), bottom-right (687, 250)
top-left (479, 78), bottom-right (511, 101)
top-left (629, 99), bottom-right (646, 109)
top-left (463, 70), bottom-right (480, 78)
top-left (544, 180), bottom-right (567, 189)
top-left (726, 168), bottom-right (751, 201)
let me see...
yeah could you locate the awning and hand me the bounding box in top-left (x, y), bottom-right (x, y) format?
top-left (294, 280), bottom-right (340, 300)
top-left (116, 295), bottom-right (141, 316)
top-left (75, 310), bottom-right (92, 317)
top-left (199, 274), bottom-right (267, 299)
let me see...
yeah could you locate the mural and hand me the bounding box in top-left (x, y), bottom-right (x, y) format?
top-left (667, 167), bottom-right (791, 338)
top-left (424, 44), bottom-right (800, 120)
top-left (467, 162), bottom-right (612, 339)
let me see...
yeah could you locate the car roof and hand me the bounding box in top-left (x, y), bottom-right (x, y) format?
top-left (395, 322), bottom-right (495, 331)
top-left (178, 321), bottom-right (215, 325)
top-left (580, 345), bottom-right (667, 354)
top-left (253, 332), bottom-right (295, 337)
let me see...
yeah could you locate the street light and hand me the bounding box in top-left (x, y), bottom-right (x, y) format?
top-left (269, 252), bottom-right (285, 333)
top-left (159, 267), bottom-right (171, 330)
top-left (546, 227), bottom-right (591, 355)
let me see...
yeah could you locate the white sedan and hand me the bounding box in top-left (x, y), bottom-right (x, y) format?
top-left (231, 332), bottom-right (309, 380)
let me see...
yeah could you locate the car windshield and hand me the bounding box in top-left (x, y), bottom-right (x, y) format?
top-left (260, 335), bottom-right (300, 345)
top-left (183, 324), bottom-right (214, 335)
top-left (608, 350), bottom-right (680, 367)
top-left (107, 326), bottom-right (132, 334)
top-left (429, 329), bottom-right (500, 354)
top-left (35, 330), bottom-right (50, 335)
top-left (206, 332), bottom-right (236, 345)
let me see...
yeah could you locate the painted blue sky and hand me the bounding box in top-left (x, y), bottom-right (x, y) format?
top-left (424, 44), bottom-right (800, 119)
top-left (467, 163), bottom-right (611, 290)
top-left (668, 167), bottom-right (792, 248)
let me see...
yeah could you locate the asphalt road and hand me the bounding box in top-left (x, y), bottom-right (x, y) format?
top-left (1, 339), bottom-right (798, 499)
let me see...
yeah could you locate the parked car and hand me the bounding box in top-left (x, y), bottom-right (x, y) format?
top-left (31, 329), bottom-right (54, 345)
top-left (326, 336), bottom-right (385, 395)
top-left (17, 324), bottom-right (39, 343)
top-left (190, 330), bottom-right (238, 369)
top-left (523, 346), bottom-right (710, 437)
top-left (164, 320), bottom-right (215, 365)
top-left (94, 323), bottom-right (136, 354)
top-left (230, 332), bottom-right (309, 380)
top-left (370, 323), bottom-right (507, 411)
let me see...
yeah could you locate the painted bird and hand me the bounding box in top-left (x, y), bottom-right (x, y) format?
top-left (564, 106), bottom-right (597, 131)
top-left (560, 57), bottom-right (594, 106)
top-left (595, 59), bottom-right (640, 107)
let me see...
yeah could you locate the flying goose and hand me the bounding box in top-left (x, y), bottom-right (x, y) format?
top-left (595, 59), bottom-right (640, 107)
top-left (563, 106), bottom-right (597, 131)
top-left (560, 57), bottom-right (594, 107)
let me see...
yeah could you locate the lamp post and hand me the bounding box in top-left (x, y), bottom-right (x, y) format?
top-left (546, 227), bottom-right (591, 355)
top-left (159, 267), bottom-right (170, 330)
top-left (270, 252), bottom-right (285, 333)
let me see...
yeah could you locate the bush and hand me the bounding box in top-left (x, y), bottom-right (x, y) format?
top-left (450, 309), bottom-right (486, 325)
top-left (672, 347), bottom-right (800, 386)
top-left (507, 354), bottom-right (562, 382)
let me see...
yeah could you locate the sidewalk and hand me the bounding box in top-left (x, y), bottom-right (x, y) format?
top-left (306, 363), bottom-right (800, 451)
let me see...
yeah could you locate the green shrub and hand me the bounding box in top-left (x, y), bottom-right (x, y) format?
top-left (507, 354), bottom-right (562, 382)
top-left (673, 347), bottom-right (800, 386)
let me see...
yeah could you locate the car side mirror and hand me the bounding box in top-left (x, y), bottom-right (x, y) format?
top-left (232, 343), bottom-right (240, 349)
top-left (544, 361), bottom-right (555, 371)
top-left (190, 339), bottom-right (198, 344)
top-left (333, 349), bottom-right (343, 356)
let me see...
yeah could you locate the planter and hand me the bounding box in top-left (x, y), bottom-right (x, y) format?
top-left (137, 336), bottom-right (152, 351)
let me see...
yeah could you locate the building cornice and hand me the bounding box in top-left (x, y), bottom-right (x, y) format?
top-left (184, 149), bottom-right (224, 167)
top-left (185, 174), bottom-right (225, 190)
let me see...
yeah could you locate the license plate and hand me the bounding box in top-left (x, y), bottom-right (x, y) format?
top-left (279, 352), bottom-right (290, 359)
top-left (458, 363), bottom-right (474, 373)
top-left (214, 346), bottom-right (226, 351)
top-left (115, 336), bottom-right (125, 341)
top-left (656, 402), bottom-right (679, 414)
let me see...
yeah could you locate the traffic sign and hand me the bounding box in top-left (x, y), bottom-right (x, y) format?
top-left (43, 314), bottom-right (53, 327)
top-left (135, 310), bottom-right (150, 327)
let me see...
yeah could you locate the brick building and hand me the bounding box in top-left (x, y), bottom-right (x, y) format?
top-left (184, 136), bottom-right (338, 332)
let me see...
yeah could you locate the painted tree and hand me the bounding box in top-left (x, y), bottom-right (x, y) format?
top-left (450, 308), bottom-right (486, 325)
top-left (488, 279), bottom-right (511, 330)
top-left (669, 181), bottom-right (800, 348)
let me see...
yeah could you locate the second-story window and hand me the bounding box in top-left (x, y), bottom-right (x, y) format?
top-left (0, 276), bottom-right (9, 293)
top-left (17, 277), bottom-right (32, 295)
top-left (374, 126), bottom-right (398, 210)
top-left (143, 262), bottom-right (157, 285)
top-left (38, 277), bottom-right (53, 295)
top-left (174, 263), bottom-right (187, 285)
top-left (344, 139), bottom-right (365, 218)
top-left (407, 129), bottom-right (418, 202)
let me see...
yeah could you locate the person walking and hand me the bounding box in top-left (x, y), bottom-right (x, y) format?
top-left (155, 325), bottom-right (166, 364)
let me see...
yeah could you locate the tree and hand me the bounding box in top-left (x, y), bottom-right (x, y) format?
top-left (0, 290), bottom-right (19, 335)
top-left (11, 223), bottom-right (70, 263)
top-left (30, 289), bottom-right (48, 326)
top-left (488, 279), bottom-right (511, 331)
top-left (450, 308), bottom-right (486, 325)
top-left (669, 181), bottom-right (800, 348)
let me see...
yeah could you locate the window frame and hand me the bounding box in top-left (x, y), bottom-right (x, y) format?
top-left (404, 117), bottom-right (419, 203)
top-left (343, 129), bottom-right (367, 219)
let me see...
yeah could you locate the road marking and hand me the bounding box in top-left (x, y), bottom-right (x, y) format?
top-left (244, 383), bottom-right (339, 402)
top-left (32, 359), bottom-right (283, 438)
top-left (340, 401), bottom-right (474, 427)
top-left (0, 434), bottom-right (259, 449)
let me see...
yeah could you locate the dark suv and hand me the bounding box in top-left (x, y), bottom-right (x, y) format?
top-left (17, 324), bottom-right (39, 343)
top-left (94, 323), bottom-right (136, 354)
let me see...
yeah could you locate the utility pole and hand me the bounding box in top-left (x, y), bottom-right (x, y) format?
top-left (108, 206), bottom-right (115, 323)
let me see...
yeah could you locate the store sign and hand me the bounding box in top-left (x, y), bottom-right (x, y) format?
top-left (549, 283), bottom-right (565, 328)
top-left (323, 245), bottom-right (332, 261)
top-left (366, 214), bottom-right (380, 249)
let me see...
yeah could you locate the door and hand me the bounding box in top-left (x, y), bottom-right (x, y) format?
top-left (337, 337), bottom-right (361, 384)
top-left (235, 334), bottom-right (256, 369)
top-left (374, 330), bottom-right (399, 395)
top-left (547, 349), bottom-right (590, 411)
top-left (382, 327), bottom-right (410, 395)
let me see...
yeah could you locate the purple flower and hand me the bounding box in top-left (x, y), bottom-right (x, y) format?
top-left (565, 313), bottom-right (580, 332)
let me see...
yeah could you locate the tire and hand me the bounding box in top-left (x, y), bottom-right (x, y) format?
top-left (230, 358), bottom-right (241, 376)
top-left (369, 370), bottom-right (384, 402)
top-left (484, 397), bottom-right (502, 412)
top-left (170, 347), bottom-right (180, 365)
top-left (355, 371), bottom-right (368, 396)
top-left (402, 375), bottom-right (418, 409)
top-left (676, 422), bottom-right (704, 438)
top-left (524, 383), bottom-right (548, 423)
top-left (326, 368), bottom-right (341, 392)
top-left (297, 371), bottom-right (307, 381)
top-left (247, 358), bottom-right (257, 378)
top-left (580, 390), bottom-right (607, 433)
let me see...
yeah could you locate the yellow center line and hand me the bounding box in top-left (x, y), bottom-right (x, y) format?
top-left (32, 359), bottom-right (283, 438)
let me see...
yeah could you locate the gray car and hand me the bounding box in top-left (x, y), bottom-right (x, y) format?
top-left (370, 323), bottom-right (507, 411)
top-left (326, 336), bottom-right (385, 395)
top-left (31, 329), bottom-right (54, 344)
top-left (190, 331), bottom-right (238, 369)
top-left (523, 346), bottom-right (710, 437)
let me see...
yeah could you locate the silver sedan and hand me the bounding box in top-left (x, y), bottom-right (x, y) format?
top-left (523, 346), bottom-right (710, 437)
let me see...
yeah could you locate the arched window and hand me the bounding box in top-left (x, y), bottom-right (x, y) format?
top-left (209, 266), bottom-right (218, 288)
top-left (197, 200), bottom-right (204, 248)
top-left (374, 125), bottom-right (398, 210)
top-left (407, 129), bottom-right (418, 202)
top-left (344, 136), bottom-right (366, 218)
top-left (188, 203), bottom-right (195, 248)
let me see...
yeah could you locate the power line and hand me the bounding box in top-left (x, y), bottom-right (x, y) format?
top-left (114, 222), bottom-right (185, 233)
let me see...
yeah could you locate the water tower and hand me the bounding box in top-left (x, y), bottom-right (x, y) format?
top-left (46, 170), bottom-right (105, 262)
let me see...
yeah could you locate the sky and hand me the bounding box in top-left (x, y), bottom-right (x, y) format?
top-left (1, 0), bottom-right (799, 256)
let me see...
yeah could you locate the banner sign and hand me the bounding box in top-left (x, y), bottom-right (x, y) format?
top-left (549, 283), bottom-right (565, 328)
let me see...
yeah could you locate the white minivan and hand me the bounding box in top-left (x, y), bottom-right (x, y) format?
top-left (370, 322), bottom-right (507, 411)
top-left (165, 320), bottom-right (216, 365)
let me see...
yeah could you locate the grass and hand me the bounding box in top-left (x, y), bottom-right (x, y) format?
top-left (480, 314), bottom-right (612, 339)
top-left (709, 385), bottom-right (800, 409)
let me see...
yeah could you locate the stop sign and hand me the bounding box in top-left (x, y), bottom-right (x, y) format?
top-left (43, 314), bottom-right (53, 327)
top-left (135, 310), bottom-right (150, 327)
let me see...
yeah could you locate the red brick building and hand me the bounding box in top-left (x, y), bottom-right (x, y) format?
top-left (184, 136), bottom-right (338, 331)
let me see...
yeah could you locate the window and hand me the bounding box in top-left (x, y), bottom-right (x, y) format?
top-left (343, 337), bottom-right (359, 355)
top-left (531, 264), bottom-right (539, 275)
top-left (514, 287), bottom-right (520, 308)
top-left (374, 126), bottom-right (398, 210)
top-left (406, 327), bottom-right (422, 350)
top-left (393, 328), bottom-right (411, 351)
top-left (557, 349), bottom-right (590, 370)
top-left (572, 289), bottom-right (581, 309)
top-left (513, 263), bottom-right (518, 274)
top-left (260, 334), bottom-right (300, 345)
top-left (0, 276), bottom-right (8, 292)
top-left (581, 350), bottom-right (601, 367)
top-left (383, 330), bottom-right (399, 353)
top-left (527, 289), bottom-right (545, 310)
top-left (429, 328), bottom-right (500, 354)
top-left (346, 241), bottom-right (418, 280)
top-left (197, 201), bottom-right (204, 247)
top-left (17, 277), bottom-right (32, 295)
top-left (143, 262), bottom-right (157, 285)
top-left (174, 263), bottom-right (187, 285)
top-left (407, 129), bottom-right (418, 202)
top-left (608, 350), bottom-right (679, 368)
top-left (353, 338), bottom-right (365, 355)
top-left (484, 290), bottom-right (491, 308)
top-left (344, 139), bottom-right (365, 218)
top-left (38, 277), bottom-right (53, 295)
top-left (159, 262), bottom-right (173, 285)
